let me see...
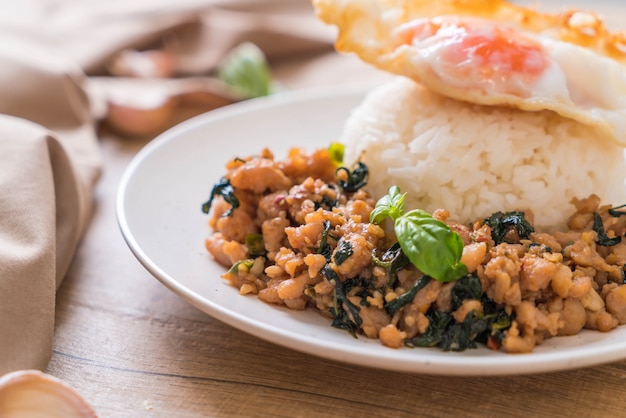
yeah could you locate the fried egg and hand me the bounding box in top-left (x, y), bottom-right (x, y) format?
top-left (312, 0), bottom-right (626, 146)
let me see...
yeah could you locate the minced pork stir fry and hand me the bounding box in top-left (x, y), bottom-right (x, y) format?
top-left (202, 145), bottom-right (626, 353)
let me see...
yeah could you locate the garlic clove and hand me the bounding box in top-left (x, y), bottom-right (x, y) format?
top-left (89, 76), bottom-right (241, 138)
top-left (89, 77), bottom-right (178, 137)
top-left (108, 49), bottom-right (176, 78)
top-left (0, 370), bottom-right (97, 418)
top-left (105, 90), bottom-right (178, 138)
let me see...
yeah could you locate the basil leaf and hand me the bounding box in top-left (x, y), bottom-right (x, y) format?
top-left (608, 204), bottom-right (626, 217)
top-left (483, 211), bottom-right (534, 244)
top-left (593, 212), bottom-right (622, 246)
top-left (384, 275), bottom-right (431, 316)
top-left (395, 209), bottom-right (468, 282)
top-left (335, 162), bottom-right (369, 193)
top-left (372, 242), bottom-right (410, 287)
top-left (370, 185), bottom-right (406, 224)
top-left (370, 186), bottom-right (467, 282)
top-left (218, 42), bottom-right (273, 99)
top-left (333, 239), bottom-right (353, 266)
top-left (202, 176), bottom-right (239, 217)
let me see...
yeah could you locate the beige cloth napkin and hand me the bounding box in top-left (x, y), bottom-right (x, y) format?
top-left (0, 0), bottom-right (355, 374)
top-left (0, 30), bottom-right (101, 372)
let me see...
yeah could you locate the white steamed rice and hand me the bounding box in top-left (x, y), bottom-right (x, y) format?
top-left (340, 77), bottom-right (626, 230)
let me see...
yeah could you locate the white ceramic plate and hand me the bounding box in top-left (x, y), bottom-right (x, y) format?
top-left (117, 85), bottom-right (626, 376)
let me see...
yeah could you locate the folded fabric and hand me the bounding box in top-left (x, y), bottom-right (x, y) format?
top-left (0, 0), bottom-right (338, 374)
top-left (0, 31), bottom-right (101, 373)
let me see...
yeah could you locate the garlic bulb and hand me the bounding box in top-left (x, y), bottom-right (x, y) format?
top-left (0, 370), bottom-right (97, 418)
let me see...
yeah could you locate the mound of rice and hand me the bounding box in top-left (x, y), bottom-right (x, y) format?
top-left (341, 77), bottom-right (626, 230)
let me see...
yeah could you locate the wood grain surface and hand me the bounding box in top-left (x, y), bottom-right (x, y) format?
top-left (46, 54), bottom-right (626, 418)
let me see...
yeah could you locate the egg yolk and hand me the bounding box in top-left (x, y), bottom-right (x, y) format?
top-left (394, 17), bottom-right (549, 96)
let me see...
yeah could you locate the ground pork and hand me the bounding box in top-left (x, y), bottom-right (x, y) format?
top-left (204, 148), bottom-right (626, 354)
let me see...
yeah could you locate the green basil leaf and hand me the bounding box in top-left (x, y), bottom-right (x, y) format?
top-left (370, 185), bottom-right (406, 224)
top-left (218, 42), bottom-right (273, 99)
top-left (395, 209), bottom-right (467, 282)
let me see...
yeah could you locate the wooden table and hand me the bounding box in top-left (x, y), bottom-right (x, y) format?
top-left (45, 54), bottom-right (626, 418)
